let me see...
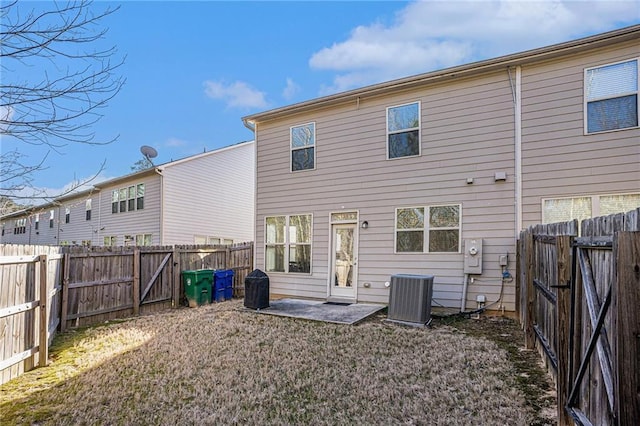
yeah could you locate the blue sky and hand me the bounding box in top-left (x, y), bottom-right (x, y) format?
top-left (2, 0), bottom-right (640, 201)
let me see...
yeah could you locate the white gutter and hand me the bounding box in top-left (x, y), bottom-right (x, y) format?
top-left (155, 168), bottom-right (164, 245)
top-left (515, 66), bottom-right (523, 236)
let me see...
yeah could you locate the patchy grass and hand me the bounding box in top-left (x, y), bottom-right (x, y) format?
top-left (1, 301), bottom-right (555, 425)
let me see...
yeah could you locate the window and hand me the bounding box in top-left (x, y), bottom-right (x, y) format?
top-left (104, 236), bottom-right (117, 246)
top-left (86, 199), bottom-right (92, 220)
top-left (265, 214), bottom-right (312, 273)
top-left (291, 123), bottom-right (315, 171)
top-left (35, 214), bottom-right (39, 230)
top-left (136, 184), bottom-right (145, 210)
top-left (585, 59), bottom-right (638, 133)
top-left (543, 193), bottom-right (640, 224)
top-left (65, 207), bottom-right (70, 224)
top-left (124, 235), bottom-right (134, 246)
top-left (135, 234), bottom-right (152, 246)
top-left (395, 205), bottom-right (461, 253)
top-left (127, 186), bottom-right (135, 211)
top-left (49, 210), bottom-right (54, 228)
top-left (112, 190), bottom-right (119, 213)
top-left (387, 102), bottom-right (420, 159)
top-left (14, 218), bottom-right (26, 234)
top-left (119, 188), bottom-right (127, 212)
top-left (112, 183), bottom-right (144, 213)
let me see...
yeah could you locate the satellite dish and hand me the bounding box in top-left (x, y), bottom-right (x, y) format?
top-left (140, 145), bottom-right (158, 166)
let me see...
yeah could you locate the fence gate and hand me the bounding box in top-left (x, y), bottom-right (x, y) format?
top-left (566, 236), bottom-right (615, 425)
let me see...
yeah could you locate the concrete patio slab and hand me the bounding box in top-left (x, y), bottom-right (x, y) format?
top-left (254, 298), bottom-right (386, 325)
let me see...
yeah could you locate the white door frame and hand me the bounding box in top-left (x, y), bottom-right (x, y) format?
top-left (328, 220), bottom-right (358, 300)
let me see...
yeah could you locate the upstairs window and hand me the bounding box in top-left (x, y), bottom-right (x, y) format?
top-left (119, 188), bottom-right (127, 212)
top-left (34, 213), bottom-right (39, 230)
top-left (291, 123), bottom-right (315, 172)
top-left (112, 190), bottom-right (119, 213)
top-left (387, 102), bottom-right (420, 159)
top-left (86, 199), bottom-right (92, 221)
top-left (49, 210), bottom-right (54, 228)
top-left (585, 58), bottom-right (638, 133)
top-left (136, 184), bottom-right (145, 210)
top-left (112, 183), bottom-right (145, 213)
top-left (65, 207), bottom-right (70, 224)
top-left (14, 218), bottom-right (26, 234)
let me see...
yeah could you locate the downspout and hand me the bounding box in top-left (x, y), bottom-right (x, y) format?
top-left (155, 168), bottom-right (163, 245)
top-left (513, 66), bottom-right (523, 237)
top-left (460, 273), bottom-right (469, 312)
top-left (508, 66), bottom-right (523, 238)
top-left (243, 118), bottom-right (258, 270)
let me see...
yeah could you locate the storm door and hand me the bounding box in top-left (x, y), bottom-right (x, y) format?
top-left (329, 223), bottom-right (357, 299)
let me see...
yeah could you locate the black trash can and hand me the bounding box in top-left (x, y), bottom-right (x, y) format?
top-left (244, 269), bottom-right (270, 310)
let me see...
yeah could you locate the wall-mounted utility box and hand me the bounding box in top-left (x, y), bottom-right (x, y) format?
top-left (463, 239), bottom-right (483, 274)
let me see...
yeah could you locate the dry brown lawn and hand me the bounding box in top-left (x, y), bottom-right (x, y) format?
top-left (0, 300), bottom-right (555, 425)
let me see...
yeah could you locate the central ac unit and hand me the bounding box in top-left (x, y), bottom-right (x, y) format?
top-left (388, 274), bottom-right (434, 325)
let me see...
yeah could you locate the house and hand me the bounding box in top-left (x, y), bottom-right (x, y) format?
top-left (0, 141), bottom-right (255, 246)
top-left (242, 25), bottom-right (639, 311)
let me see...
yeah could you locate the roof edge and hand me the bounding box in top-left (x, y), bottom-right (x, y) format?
top-left (242, 24), bottom-right (640, 124)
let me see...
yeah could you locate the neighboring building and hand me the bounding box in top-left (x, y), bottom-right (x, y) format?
top-left (0, 141), bottom-right (255, 246)
top-left (242, 26), bottom-right (639, 311)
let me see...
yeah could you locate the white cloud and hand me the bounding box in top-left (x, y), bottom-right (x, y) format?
top-left (165, 137), bottom-right (187, 147)
top-left (203, 80), bottom-right (268, 109)
top-left (310, 0), bottom-right (640, 94)
top-left (282, 78), bottom-right (301, 101)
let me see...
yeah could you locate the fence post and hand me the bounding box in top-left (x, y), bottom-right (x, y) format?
top-left (615, 231), bottom-right (640, 425)
top-left (133, 248), bottom-right (140, 316)
top-left (60, 253), bottom-right (70, 333)
top-left (38, 255), bottom-right (48, 367)
top-left (173, 247), bottom-right (181, 307)
top-left (524, 231), bottom-right (536, 349)
top-left (556, 235), bottom-right (572, 425)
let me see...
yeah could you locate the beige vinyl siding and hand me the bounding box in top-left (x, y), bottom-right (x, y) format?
top-left (521, 40), bottom-right (640, 226)
top-left (160, 142), bottom-right (255, 245)
top-left (256, 70), bottom-right (517, 309)
top-left (56, 195), bottom-right (96, 245)
top-left (96, 175), bottom-right (162, 246)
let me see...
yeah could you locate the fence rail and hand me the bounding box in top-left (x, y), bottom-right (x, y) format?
top-left (0, 242), bottom-right (254, 385)
top-left (518, 208), bottom-right (639, 425)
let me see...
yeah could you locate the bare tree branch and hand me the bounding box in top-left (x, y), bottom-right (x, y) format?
top-left (0, 0), bottom-right (124, 202)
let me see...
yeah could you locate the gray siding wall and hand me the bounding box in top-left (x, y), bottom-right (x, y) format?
top-left (0, 194), bottom-right (97, 246)
top-left (521, 40), bottom-right (640, 226)
top-left (160, 142), bottom-right (255, 245)
top-left (1, 173), bottom-right (165, 246)
top-left (255, 70), bottom-right (517, 310)
top-left (95, 174), bottom-right (162, 246)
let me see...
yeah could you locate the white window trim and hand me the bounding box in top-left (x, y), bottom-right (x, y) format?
top-left (583, 57), bottom-right (639, 135)
top-left (264, 214), bottom-right (313, 274)
top-left (386, 101), bottom-right (421, 160)
top-left (290, 122), bottom-right (316, 173)
top-left (394, 204), bottom-right (462, 254)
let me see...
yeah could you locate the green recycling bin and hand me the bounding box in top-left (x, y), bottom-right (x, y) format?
top-left (182, 269), bottom-right (213, 307)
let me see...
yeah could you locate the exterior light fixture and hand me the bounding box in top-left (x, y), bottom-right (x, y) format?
top-left (361, 221), bottom-right (369, 229)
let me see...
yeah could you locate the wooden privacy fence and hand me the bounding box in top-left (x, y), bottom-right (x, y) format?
top-left (1, 242), bottom-right (253, 385)
top-left (518, 208), bottom-right (639, 425)
top-left (60, 243), bottom-right (254, 330)
top-left (0, 245), bottom-right (63, 385)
